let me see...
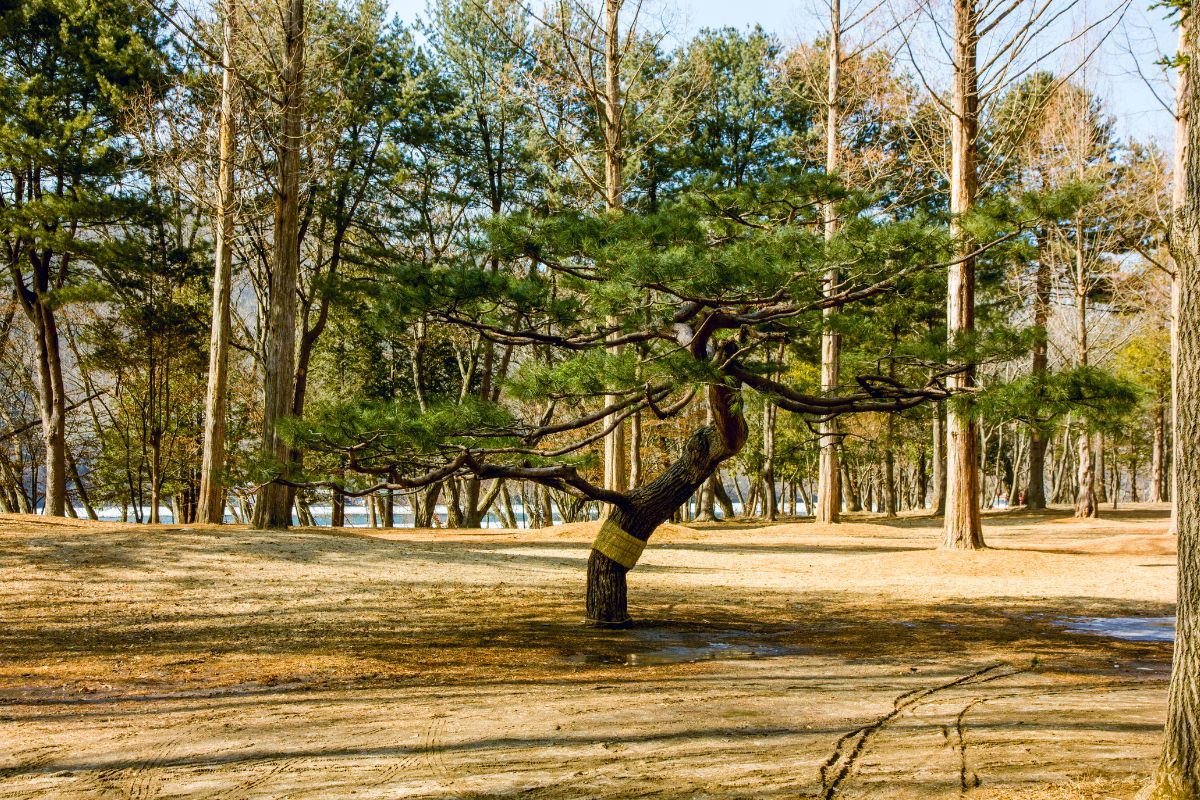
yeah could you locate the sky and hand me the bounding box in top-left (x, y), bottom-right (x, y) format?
top-left (385, 0), bottom-right (1179, 148)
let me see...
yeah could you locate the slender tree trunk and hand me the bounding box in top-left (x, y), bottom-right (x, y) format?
top-left (22, 299), bottom-right (68, 517)
top-left (916, 447), bottom-right (928, 509)
top-left (66, 449), bottom-right (97, 520)
top-left (149, 439), bottom-right (162, 525)
top-left (1074, 230), bottom-right (1098, 519)
top-left (842, 462), bottom-right (862, 512)
top-left (817, 0), bottom-right (842, 524)
top-left (1153, 402), bottom-right (1167, 502)
top-left (601, 0), bottom-right (627, 495)
top-left (252, 0), bottom-right (304, 530)
top-left (331, 491), bottom-right (345, 528)
top-left (762, 398), bottom-right (778, 521)
top-left (1096, 433), bottom-right (1108, 504)
top-left (1075, 425), bottom-right (1098, 518)
top-left (539, 484), bottom-right (553, 528)
top-left (198, 0), bottom-right (237, 525)
top-left (931, 405), bottom-right (947, 514)
top-left (712, 471), bottom-right (735, 519)
top-left (943, 0), bottom-right (984, 549)
top-left (381, 488), bottom-right (394, 528)
top-left (696, 475), bottom-right (716, 522)
top-left (884, 413), bottom-right (897, 517)
top-left (629, 409), bottom-right (641, 488)
top-left (1026, 232), bottom-right (1051, 508)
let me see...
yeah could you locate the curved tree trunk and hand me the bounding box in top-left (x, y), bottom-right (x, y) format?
top-left (585, 385), bottom-right (747, 627)
top-left (712, 472), bottom-right (735, 519)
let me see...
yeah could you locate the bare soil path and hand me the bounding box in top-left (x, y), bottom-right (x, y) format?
top-left (0, 506), bottom-right (1177, 798)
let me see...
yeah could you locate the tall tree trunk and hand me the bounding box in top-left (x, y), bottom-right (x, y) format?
top-left (601, 0), bottom-right (627, 495)
top-left (931, 405), bottom-right (947, 514)
top-left (68, 452), bottom-right (97, 520)
top-left (629, 409), bottom-right (641, 488)
top-left (198, 0), bottom-right (237, 525)
top-left (414, 482), bottom-right (441, 528)
top-left (1075, 424), bottom-right (1098, 518)
top-left (1147, 11), bottom-right (1200, 792)
top-left (1153, 402), bottom-right (1167, 502)
top-left (149, 437), bottom-right (162, 525)
top-left (816, 0), bottom-right (842, 524)
top-left (14, 290), bottom-right (69, 517)
top-left (695, 475), bottom-right (717, 522)
top-left (1074, 226), bottom-right (1098, 519)
top-left (381, 488), bottom-right (394, 528)
top-left (539, 484), bottom-right (553, 528)
top-left (1026, 230), bottom-right (1051, 509)
top-left (762, 398), bottom-right (778, 521)
top-left (331, 491), bottom-right (345, 528)
top-left (916, 447), bottom-right (928, 510)
top-left (884, 413), bottom-right (897, 517)
top-left (38, 314), bottom-right (66, 518)
top-left (943, 0), bottom-right (984, 549)
top-left (842, 461), bottom-right (862, 512)
top-left (252, 0), bottom-right (304, 530)
top-left (712, 471), bottom-right (735, 519)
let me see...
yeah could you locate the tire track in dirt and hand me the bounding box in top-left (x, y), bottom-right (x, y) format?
top-left (422, 714), bottom-right (453, 784)
top-left (818, 663), bottom-right (1023, 800)
top-left (944, 678), bottom-right (1151, 797)
top-left (0, 745), bottom-right (58, 782)
top-left (125, 736), bottom-right (183, 800)
top-left (194, 755), bottom-right (305, 799)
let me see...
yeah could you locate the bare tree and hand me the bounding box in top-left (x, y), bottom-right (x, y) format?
top-left (198, 0), bottom-right (239, 524)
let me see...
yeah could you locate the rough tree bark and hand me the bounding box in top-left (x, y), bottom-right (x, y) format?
top-left (252, 0), bottom-right (304, 529)
top-left (816, 0), bottom-right (843, 524)
top-left (943, 0), bottom-right (985, 549)
top-left (1146, 7), bottom-right (1200, 795)
top-left (198, 0), bottom-right (238, 525)
top-left (585, 383), bottom-right (747, 626)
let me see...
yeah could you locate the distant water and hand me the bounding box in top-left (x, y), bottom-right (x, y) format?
top-left (76, 499), bottom-right (809, 528)
top-left (1056, 616), bottom-right (1176, 642)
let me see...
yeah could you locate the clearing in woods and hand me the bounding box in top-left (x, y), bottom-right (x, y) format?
top-left (0, 506), bottom-right (1177, 799)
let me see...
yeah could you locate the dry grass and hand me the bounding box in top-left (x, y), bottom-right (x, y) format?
top-left (0, 505), bottom-right (1176, 798)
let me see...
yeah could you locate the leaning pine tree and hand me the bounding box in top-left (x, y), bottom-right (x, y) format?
top-left (284, 178), bottom-right (1042, 626)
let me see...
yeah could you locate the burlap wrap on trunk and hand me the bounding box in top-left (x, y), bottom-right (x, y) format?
top-left (591, 517), bottom-right (646, 569)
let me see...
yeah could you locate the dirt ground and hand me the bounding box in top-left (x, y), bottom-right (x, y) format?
top-left (0, 505), bottom-right (1178, 799)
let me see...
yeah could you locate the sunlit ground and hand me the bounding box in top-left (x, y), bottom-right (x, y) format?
top-left (0, 505), bottom-right (1176, 799)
